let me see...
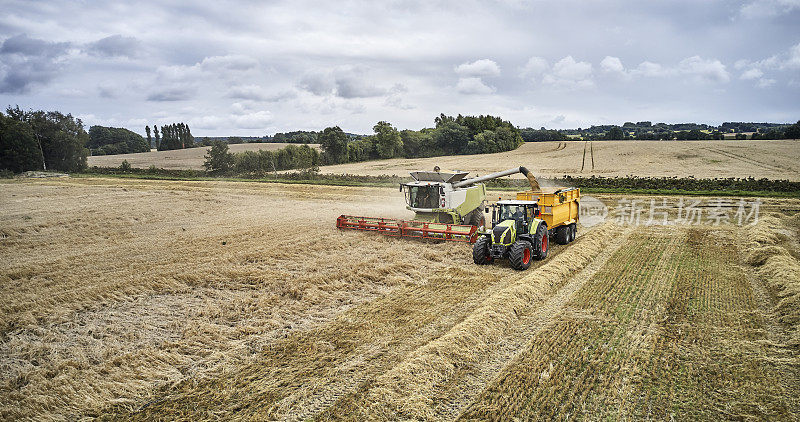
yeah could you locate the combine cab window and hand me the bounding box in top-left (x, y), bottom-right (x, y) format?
top-left (403, 185), bottom-right (440, 209)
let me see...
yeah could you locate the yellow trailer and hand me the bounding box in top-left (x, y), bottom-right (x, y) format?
top-left (516, 187), bottom-right (580, 238)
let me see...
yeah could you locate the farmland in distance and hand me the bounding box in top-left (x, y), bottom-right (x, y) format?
top-left (319, 139), bottom-right (800, 181)
top-left (87, 143), bottom-right (321, 170)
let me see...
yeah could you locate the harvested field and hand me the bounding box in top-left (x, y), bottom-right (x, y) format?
top-left (1, 177), bottom-right (799, 420)
top-left (87, 143), bottom-right (320, 170)
top-left (319, 139), bottom-right (800, 181)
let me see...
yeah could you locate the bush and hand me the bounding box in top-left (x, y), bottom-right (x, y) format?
top-left (203, 141), bottom-right (234, 174)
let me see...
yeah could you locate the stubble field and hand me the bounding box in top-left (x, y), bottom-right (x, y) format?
top-left (320, 139), bottom-right (800, 181)
top-left (1, 177), bottom-right (799, 420)
top-left (87, 143), bottom-right (321, 170)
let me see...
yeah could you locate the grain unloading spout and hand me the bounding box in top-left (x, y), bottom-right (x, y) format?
top-left (519, 166), bottom-right (541, 192)
top-left (452, 166), bottom-right (541, 192)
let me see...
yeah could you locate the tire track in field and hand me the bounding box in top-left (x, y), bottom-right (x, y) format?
top-left (702, 147), bottom-right (789, 173)
top-left (277, 242), bottom-right (573, 422)
top-left (433, 226), bottom-right (635, 420)
top-left (310, 224), bottom-right (621, 420)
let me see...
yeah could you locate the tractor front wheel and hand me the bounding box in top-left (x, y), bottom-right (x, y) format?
top-left (472, 236), bottom-right (493, 265)
top-left (509, 241), bottom-right (533, 271)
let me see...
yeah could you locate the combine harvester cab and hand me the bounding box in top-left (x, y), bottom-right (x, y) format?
top-left (336, 167), bottom-right (536, 243)
top-left (473, 187), bottom-right (580, 270)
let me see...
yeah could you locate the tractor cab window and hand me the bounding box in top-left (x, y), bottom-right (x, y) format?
top-left (499, 205), bottom-right (527, 222)
top-left (403, 185), bottom-right (440, 209)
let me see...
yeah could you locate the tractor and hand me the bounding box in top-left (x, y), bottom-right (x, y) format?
top-left (473, 188), bottom-right (580, 270)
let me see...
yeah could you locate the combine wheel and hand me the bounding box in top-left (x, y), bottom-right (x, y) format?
top-left (472, 236), bottom-right (493, 265)
top-left (509, 241), bottom-right (533, 270)
top-left (554, 225), bottom-right (570, 245)
top-left (533, 223), bottom-right (548, 260)
top-left (467, 209), bottom-right (486, 228)
top-left (569, 224), bottom-right (577, 242)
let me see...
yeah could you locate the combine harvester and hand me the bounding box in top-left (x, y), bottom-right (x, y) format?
top-left (336, 167), bottom-right (540, 243)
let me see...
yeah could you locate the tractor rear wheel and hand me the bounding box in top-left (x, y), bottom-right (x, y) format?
top-left (472, 236), bottom-right (493, 265)
top-left (555, 225), bottom-right (569, 244)
top-left (509, 240), bottom-right (533, 270)
top-left (534, 223), bottom-right (548, 260)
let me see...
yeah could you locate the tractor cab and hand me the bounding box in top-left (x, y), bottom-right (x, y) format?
top-left (491, 200), bottom-right (540, 234)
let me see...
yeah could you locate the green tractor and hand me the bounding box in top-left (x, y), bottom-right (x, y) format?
top-left (472, 200), bottom-right (550, 271)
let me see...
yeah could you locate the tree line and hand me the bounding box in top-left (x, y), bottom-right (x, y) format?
top-left (203, 114), bottom-right (524, 175)
top-left (146, 122), bottom-right (194, 151)
top-left (0, 106), bottom-right (88, 173)
top-left (203, 142), bottom-right (321, 174)
top-left (88, 126), bottom-right (149, 155)
top-left (320, 114), bottom-right (523, 165)
top-left (522, 120), bottom-right (800, 141)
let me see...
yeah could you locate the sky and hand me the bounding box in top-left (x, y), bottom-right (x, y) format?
top-left (0, 0), bottom-right (799, 136)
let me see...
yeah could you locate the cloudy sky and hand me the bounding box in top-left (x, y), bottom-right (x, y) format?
top-left (0, 0), bottom-right (798, 136)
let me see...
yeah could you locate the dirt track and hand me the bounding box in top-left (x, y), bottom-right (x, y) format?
top-left (1, 178), bottom-right (799, 420)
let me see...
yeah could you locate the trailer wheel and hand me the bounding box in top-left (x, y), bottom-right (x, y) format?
top-left (534, 223), bottom-right (548, 260)
top-left (555, 225), bottom-right (569, 245)
top-left (509, 241), bottom-right (533, 270)
top-left (472, 237), bottom-right (493, 265)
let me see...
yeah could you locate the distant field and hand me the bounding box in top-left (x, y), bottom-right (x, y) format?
top-left (320, 139), bottom-right (800, 181)
top-left (88, 143), bottom-right (321, 170)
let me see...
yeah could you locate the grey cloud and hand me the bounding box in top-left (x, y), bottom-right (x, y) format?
top-left (0, 34), bottom-right (70, 93)
top-left (0, 33), bottom-right (70, 57)
top-left (87, 35), bottom-right (140, 58)
top-left (227, 85), bottom-right (268, 100)
top-left (297, 73), bottom-right (334, 96)
top-left (297, 67), bottom-right (388, 98)
top-left (146, 87), bottom-right (195, 101)
top-left (335, 75), bottom-right (386, 98)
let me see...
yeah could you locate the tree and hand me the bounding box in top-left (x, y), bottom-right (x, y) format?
top-left (0, 112), bottom-right (42, 172)
top-left (432, 121), bottom-right (471, 154)
top-left (400, 129), bottom-right (437, 157)
top-left (203, 141), bottom-right (233, 173)
top-left (145, 125), bottom-right (152, 149)
top-left (88, 125), bottom-right (148, 155)
top-left (318, 126), bottom-right (349, 164)
top-left (153, 126), bottom-right (160, 149)
top-left (605, 126), bottom-right (624, 140)
top-left (373, 121), bottom-right (402, 159)
top-left (783, 120), bottom-right (800, 139)
top-left (4, 106), bottom-right (88, 172)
